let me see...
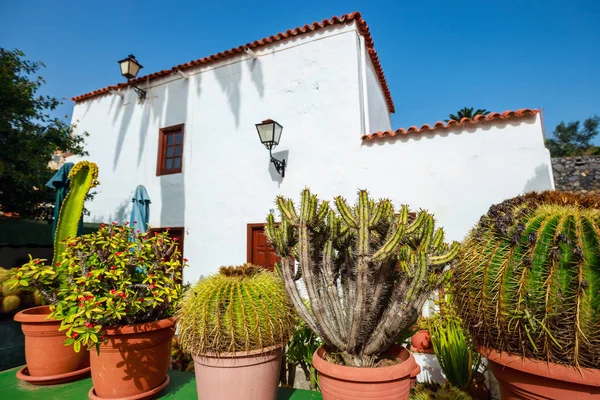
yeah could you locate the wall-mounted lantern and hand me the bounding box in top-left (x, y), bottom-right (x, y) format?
top-left (255, 119), bottom-right (285, 178)
top-left (118, 54), bottom-right (146, 100)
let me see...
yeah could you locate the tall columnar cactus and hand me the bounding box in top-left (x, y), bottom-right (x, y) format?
top-left (177, 264), bottom-right (296, 355)
top-left (452, 191), bottom-right (600, 369)
top-left (52, 161), bottom-right (99, 265)
top-left (265, 189), bottom-right (459, 367)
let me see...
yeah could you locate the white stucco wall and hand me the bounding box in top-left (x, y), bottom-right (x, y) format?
top-left (70, 22), bottom-right (553, 283)
top-left (364, 57), bottom-right (391, 134)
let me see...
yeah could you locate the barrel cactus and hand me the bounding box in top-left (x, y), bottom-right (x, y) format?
top-left (265, 189), bottom-right (459, 367)
top-left (452, 191), bottom-right (600, 368)
top-left (177, 264), bottom-right (296, 355)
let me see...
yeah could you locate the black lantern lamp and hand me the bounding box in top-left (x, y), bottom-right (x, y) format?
top-left (255, 119), bottom-right (285, 177)
top-left (118, 54), bottom-right (146, 99)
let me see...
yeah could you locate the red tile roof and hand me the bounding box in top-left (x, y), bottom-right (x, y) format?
top-left (72, 12), bottom-right (395, 112)
top-left (362, 109), bottom-right (540, 141)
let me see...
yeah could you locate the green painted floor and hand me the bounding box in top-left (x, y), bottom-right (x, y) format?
top-left (0, 367), bottom-right (322, 399)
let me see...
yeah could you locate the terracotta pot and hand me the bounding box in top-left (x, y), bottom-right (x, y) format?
top-left (410, 362), bottom-right (421, 389)
top-left (89, 317), bottom-right (175, 399)
top-left (313, 345), bottom-right (417, 400)
top-left (411, 329), bottom-right (433, 354)
top-left (192, 345), bottom-right (282, 400)
top-left (482, 347), bottom-right (600, 399)
top-left (468, 380), bottom-right (490, 400)
top-left (14, 305), bottom-right (90, 382)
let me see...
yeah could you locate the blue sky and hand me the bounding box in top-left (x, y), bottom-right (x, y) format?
top-left (2, 1), bottom-right (599, 142)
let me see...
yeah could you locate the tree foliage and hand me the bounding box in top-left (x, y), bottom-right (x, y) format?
top-left (545, 115), bottom-right (600, 157)
top-left (0, 48), bottom-right (88, 219)
top-left (446, 107), bottom-right (490, 122)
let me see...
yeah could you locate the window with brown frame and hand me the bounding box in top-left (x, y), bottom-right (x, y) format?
top-left (156, 124), bottom-right (184, 176)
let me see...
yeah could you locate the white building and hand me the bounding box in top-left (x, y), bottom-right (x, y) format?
top-left (69, 12), bottom-right (554, 282)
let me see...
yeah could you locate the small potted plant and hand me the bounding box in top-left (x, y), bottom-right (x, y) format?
top-left (266, 189), bottom-right (459, 400)
top-left (411, 317), bottom-right (433, 354)
top-left (8, 160), bottom-right (98, 385)
top-left (425, 298), bottom-right (487, 399)
top-left (452, 191), bottom-right (600, 399)
top-left (14, 223), bottom-right (185, 399)
top-left (177, 264), bottom-right (296, 400)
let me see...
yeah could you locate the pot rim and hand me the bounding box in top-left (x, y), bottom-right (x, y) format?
top-left (103, 316), bottom-right (176, 336)
top-left (193, 344), bottom-right (283, 359)
top-left (312, 344), bottom-right (417, 383)
top-left (14, 305), bottom-right (54, 323)
top-left (480, 347), bottom-right (600, 387)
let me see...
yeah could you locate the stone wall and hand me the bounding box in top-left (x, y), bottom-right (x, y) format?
top-left (551, 155), bottom-right (600, 194)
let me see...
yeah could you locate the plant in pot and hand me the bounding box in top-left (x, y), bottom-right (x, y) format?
top-left (451, 191), bottom-right (600, 399)
top-left (411, 316), bottom-right (433, 354)
top-left (12, 222), bottom-right (185, 399)
top-left (177, 264), bottom-right (296, 400)
top-left (265, 189), bottom-right (460, 400)
top-left (281, 314), bottom-right (322, 390)
top-left (425, 297), bottom-right (487, 399)
top-left (7, 160), bottom-right (98, 385)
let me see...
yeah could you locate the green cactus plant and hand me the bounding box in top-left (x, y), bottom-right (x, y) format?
top-left (177, 264), bottom-right (296, 355)
top-left (452, 191), bottom-right (600, 369)
top-left (265, 189), bottom-right (459, 367)
top-left (52, 160), bottom-right (99, 266)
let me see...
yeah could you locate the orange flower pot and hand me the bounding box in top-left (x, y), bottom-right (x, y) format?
top-left (410, 329), bottom-right (433, 354)
top-left (313, 345), bottom-right (417, 400)
top-left (14, 305), bottom-right (90, 385)
top-left (482, 347), bottom-right (600, 399)
top-left (88, 317), bottom-right (175, 399)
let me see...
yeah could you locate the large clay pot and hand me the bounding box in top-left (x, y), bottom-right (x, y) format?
top-left (482, 347), bottom-right (600, 399)
top-left (88, 317), bottom-right (175, 400)
top-left (411, 329), bottom-right (433, 354)
top-left (192, 345), bottom-right (282, 400)
top-left (410, 363), bottom-right (421, 389)
top-left (313, 345), bottom-right (417, 400)
top-left (14, 305), bottom-right (90, 384)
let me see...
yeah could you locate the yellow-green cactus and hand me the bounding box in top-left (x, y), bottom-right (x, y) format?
top-left (177, 264), bottom-right (296, 355)
top-left (52, 161), bottom-right (99, 265)
top-left (2, 295), bottom-right (21, 313)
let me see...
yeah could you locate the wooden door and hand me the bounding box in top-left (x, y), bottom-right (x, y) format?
top-left (247, 224), bottom-right (279, 271)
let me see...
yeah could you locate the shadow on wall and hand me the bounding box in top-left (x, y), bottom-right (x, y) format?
top-left (268, 149), bottom-right (288, 184)
top-left (90, 195), bottom-right (132, 224)
top-left (215, 57), bottom-right (265, 129)
top-left (523, 164), bottom-right (554, 193)
top-left (159, 81), bottom-right (188, 229)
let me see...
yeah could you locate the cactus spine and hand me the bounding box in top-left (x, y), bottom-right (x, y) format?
top-left (452, 191), bottom-right (600, 368)
top-left (52, 161), bottom-right (99, 265)
top-left (177, 264), bottom-right (296, 355)
top-left (266, 189), bottom-right (459, 367)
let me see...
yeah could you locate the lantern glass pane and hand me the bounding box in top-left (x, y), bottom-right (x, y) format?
top-left (129, 62), bottom-right (141, 78)
top-left (256, 123), bottom-right (274, 144)
top-left (120, 60), bottom-right (129, 76)
top-left (273, 122), bottom-right (283, 145)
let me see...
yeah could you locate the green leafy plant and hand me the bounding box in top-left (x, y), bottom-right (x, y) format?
top-left (7, 223), bottom-right (185, 352)
top-left (410, 382), bottom-right (472, 400)
top-left (177, 264), bottom-right (296, 355)
top-left (425, 298), bottom-right (483, 392)
top-left (265, 189), bottom-right (459, 367)
top-left (283, 317), bottom-right (322, 390)
top-left (171, 337), bottom-right (194, 372)
top-left (452, 191), bottom-right (600, 368)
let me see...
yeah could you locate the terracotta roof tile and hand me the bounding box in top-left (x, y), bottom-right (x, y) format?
top-left (72, 12), bottom-right (395, 113)
top-left (362, 108), bottom-right (540, 141)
